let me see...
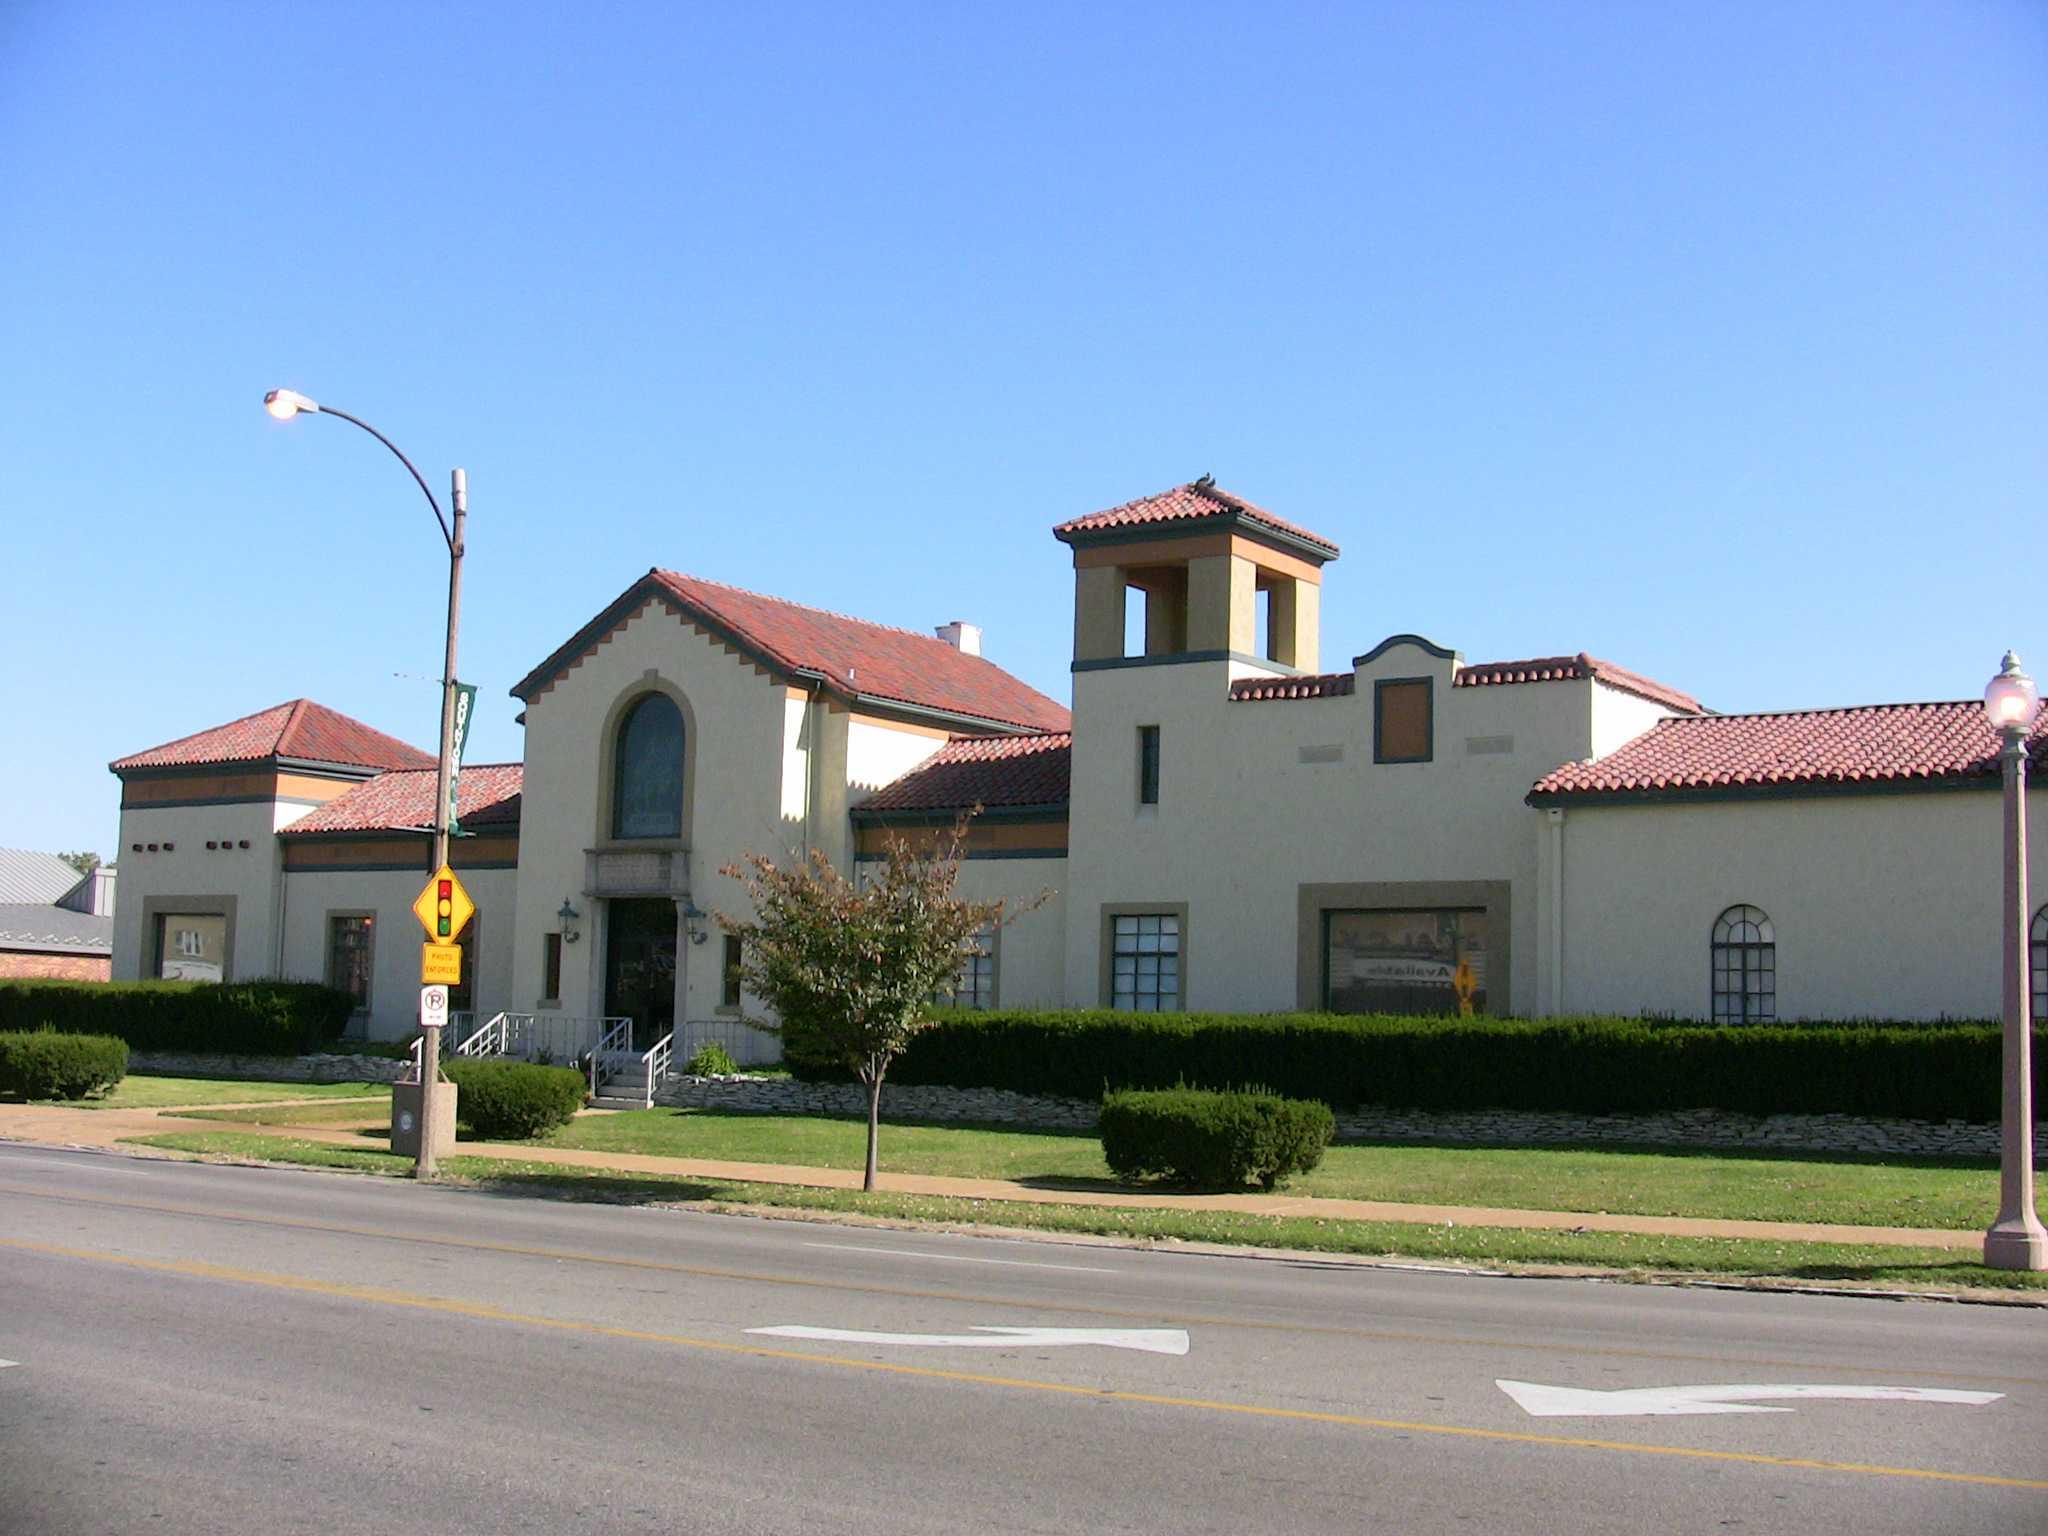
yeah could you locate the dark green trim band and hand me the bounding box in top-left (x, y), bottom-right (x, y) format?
top-left (123, 794), bottom-right (327, 812)
top-left (283, 860), bottom-right (520, 874)
top-left (1073, 650), bottom-right (1308, 676)
top-left (1354, 633), bottom-right (1457, 667)
top-left (854, 847), bottom-right (1067, 863)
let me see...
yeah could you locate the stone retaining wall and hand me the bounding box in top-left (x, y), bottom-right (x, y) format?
top-left (655, 1076), bottom-right (2044, 1160)
top-left (129, 1051), bottom-right (407, 1084)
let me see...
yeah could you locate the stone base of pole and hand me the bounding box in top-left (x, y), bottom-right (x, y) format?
top-left (1983, 1220), bottom-right (2047, 1272)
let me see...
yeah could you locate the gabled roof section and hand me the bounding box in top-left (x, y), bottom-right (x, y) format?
top-left (512, 571), bottom-right (1071, 734)
top-left (1053, 476), bottom-right (1341, 561)
top-left (1455, 654), bottom-right (1704, 716)
top-left (280, 764), bottom-right (524, 836)
top-left (854, 733), bottom-right (1071, 817)
top-left (110, 700), bottom-right (436, 775)
top-left (0, 849), bottom-right (90, 906)
top-left (1529, 700), bottom-right (2046, 802)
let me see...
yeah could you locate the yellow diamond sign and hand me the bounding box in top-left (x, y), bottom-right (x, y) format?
top-left (413, 865), bottom-right (474, 946)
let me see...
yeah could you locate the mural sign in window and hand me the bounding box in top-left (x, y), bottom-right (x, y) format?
top-left (1324, 909), bottom-right (1487, 1016)
top-left (156, 914), bottom-right (226, 983)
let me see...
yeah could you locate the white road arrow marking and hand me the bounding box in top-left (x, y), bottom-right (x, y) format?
top-left (1497, 1380), bottom-right (2003, 1418)
top-left (749, 1325), bottom-right (1189, 1356)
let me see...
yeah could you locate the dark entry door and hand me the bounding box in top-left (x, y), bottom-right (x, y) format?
top-left (604, 899), bottom-right (677, 1050)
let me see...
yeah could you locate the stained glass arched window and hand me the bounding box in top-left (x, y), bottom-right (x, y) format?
top-left (611, 693), bottom-right (684, 839)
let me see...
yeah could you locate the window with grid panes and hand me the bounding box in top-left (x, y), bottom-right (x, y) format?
top-left (2032, 905), bottom-right (2047, 1025)
top-left (1111, 913), bottom-right (1179, 1011)
top-left (1710, 905), bottom-right (1775, 1023)
top-left (946, 925), bottom-right (996, 1009)
top-left (327, 915), bottom-right (374, 1015)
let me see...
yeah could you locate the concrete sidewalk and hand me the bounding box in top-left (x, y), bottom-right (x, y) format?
top-left (0, 1097), bottom-right (1983, 1251)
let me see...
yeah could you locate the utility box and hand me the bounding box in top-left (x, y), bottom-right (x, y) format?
top-left (390, 1080), bottom-right (457, 1160)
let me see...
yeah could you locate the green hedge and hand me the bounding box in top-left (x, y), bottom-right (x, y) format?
top-left (0, 1031), bottom-right (129, 1100)
top-left (0, 981), bottom-right (354, 1056)
top-left (1101, 1086), bottom-right (1333, 1190)
top-left (871, 1010), bottom-right (2038, 1122)
top-left (443, 1060), bottom-right (587, 1140)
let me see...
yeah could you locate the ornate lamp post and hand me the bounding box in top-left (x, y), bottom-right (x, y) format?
top-left (264, 388), bottom-right (466, 1179)
top-left (1982, 651), bottom-right (2045, 1271)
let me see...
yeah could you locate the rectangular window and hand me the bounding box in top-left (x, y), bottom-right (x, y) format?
top-left (326, 915), bottom-right (375, 1015)
top-left (1323, 908), bottom-right (1486, 1016)
top-left (449, 916), bottom-right (479, 1016)
top-left (155, 914), bottom-right (226, 983)
top-left (943, 925), bottom-right (996, 1010)
top-left (1374, 678), bottom-right (1433, 763)
top-left (1137, 725), bottom-right (1161, 806)
top-left (722, 934), bottom-right (744, 1009)
top-left (1110, 913), bottom-right (1180, 1012)
top-left (542, 931), bottom-right (563, 1003)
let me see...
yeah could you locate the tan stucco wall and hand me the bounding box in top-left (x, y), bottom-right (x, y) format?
top-left (512, 603), bottom-right (832, 1028)
top-left (111, 801), bottom-right (289, 981)
top-left (1061, 647), bottom-right (1607, 1015)
top-left (279, 866), bottom-right (518, 1040)
top-left (1546, 788), bottom-right (2048, 1020)
top-left (948, 857), bottom-right (1068, 1009)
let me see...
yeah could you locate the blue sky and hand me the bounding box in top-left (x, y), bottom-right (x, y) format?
top-left (4, 2), bottom-right (2043, 857)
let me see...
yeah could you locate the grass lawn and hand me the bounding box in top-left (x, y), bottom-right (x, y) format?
top-left (540, 1107), bottom-right (2018, 1231)
top-left (120, 1129), bottom-right (2047, 1295)
top-left (25, 1076), bottom-right (395, 1111)
top-left (178, 1095), bottom-right (393, 1126)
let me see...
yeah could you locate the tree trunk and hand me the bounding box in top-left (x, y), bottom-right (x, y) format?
top-left (863, 1064), bottom-right (884, 1192)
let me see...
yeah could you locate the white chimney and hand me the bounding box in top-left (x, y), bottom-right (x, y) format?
top-left (935, 621), bottom-right (982, 656)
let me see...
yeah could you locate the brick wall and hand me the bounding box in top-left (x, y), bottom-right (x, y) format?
top-left (0, 952), bottom-right (112, 982)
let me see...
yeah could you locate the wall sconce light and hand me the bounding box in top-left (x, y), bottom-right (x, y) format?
top-left (679, 898), bottom-right (711, 946)
top-left (557, 899), bottom-right (582, 943)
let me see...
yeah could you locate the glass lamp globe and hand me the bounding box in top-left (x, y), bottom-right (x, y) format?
top-left (1984, 652), bottom-right (2040, 732)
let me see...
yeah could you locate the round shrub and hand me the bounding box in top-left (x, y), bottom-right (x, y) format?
top-left (683, 1042), bottom-right (739, 1077)
top-left (442, 1059), bottom-right (587, 1140)
top-left (0, 1030), bottom-right (129, 1100)
top-left (1100, 1085), bottom-right (1334, 1191)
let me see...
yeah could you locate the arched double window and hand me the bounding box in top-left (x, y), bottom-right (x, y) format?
top-left (2032, 905), bottom-right (2047, 1025)
top-left (1711, 905), bottom-right (1775, 1024)
top-left (611, 693), bottom-right (684, 840)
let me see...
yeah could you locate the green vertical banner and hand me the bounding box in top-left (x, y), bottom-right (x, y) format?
top-left (447, 682), bottom-right (477, 834)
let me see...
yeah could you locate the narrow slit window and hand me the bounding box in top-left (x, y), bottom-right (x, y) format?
top-left (1137, 725), bottom-right (1161, 806)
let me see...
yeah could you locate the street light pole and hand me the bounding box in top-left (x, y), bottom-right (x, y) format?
top-left (1983, 651), bottom-right (2045, 1272)
top-left (264, 388), bottom-right (464, 1179)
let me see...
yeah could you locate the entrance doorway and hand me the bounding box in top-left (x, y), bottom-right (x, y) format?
top-left (604, 898), bottom-right (677, 1050)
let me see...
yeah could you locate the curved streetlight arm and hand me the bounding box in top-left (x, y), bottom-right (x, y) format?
top-left (311, 403), bottom-right (457, 555)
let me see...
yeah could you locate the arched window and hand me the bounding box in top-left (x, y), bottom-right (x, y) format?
top-left (611, 693), bottom-right (684, 839)
top-left (2032, 905), bottom-right (2048, 1025)
top-left (1711, 905), bottom-right (1775, 1024)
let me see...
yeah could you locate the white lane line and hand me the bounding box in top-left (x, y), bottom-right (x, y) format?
top-left (801, 1241), bottom-right (1116, 1275)
top-left (1498, 1380), bottom-right (2005, 1418)
top-left (750, 1324), bottom-right (1189, 1355)
top-left (0, 1359), bottom-right (17, 1369)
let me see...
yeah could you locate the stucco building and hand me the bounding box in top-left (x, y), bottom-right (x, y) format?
top-left (106, 478), bottom-right (2048, 1052)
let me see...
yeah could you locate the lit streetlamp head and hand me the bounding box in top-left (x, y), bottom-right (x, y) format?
top-left (263, 387), bottom-right (318, 421)
top-left (1984, 651), bottom-right (2041, 735)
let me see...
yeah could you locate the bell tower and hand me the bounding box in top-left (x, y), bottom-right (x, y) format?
top-left (1056, 476), bottom-right (1338, 673)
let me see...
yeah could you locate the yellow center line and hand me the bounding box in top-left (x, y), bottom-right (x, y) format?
top-left (3, 1179), bottom-right (2041, 1388)
top-left (3, 1236), bottom-right (2040, 1492)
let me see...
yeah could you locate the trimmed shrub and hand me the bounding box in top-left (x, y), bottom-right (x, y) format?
top-left (683, 1042), bottom-right (739, 1077)
top-left (0, 1031), bottom-right (129, 1100)
top-left (879, 1009), bottom-right (2035, 1123)
top-left (443, 1059), bottom-right (587, 1140)
top-left (1101, 1086), bottom-right (1333, 1190)
top-left (0, 980), bottom-right (354, 1056)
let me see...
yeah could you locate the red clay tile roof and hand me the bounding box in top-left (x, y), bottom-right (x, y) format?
top-left (512, 572), bottom-right (1071, 734)
top-left (1053, 476), bottom-right (1341, 559)
top-left (1530, 701), bottom-right (2047, 801)
top-left (1229, 672), bottom-right (1357, 701)
top-left (280, 764), bottom-right (524, 835)
top-left (854, 733), bottom-right (1072, 816)
top-left (111, 700), bottom-right (437, 774)
top-left (1454, 654), bottom-right (1704, 715)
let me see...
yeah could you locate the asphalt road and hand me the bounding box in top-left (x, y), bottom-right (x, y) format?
top-left (0, 1142), bottom-right (2042, 1536)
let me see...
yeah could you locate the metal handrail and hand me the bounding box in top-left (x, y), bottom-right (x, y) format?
top-left (638, 1033), bottom-right (674, 1108)
top-left (456, 1011), bottom-right (510, 1058)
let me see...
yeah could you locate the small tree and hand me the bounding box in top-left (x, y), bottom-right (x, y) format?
top-left (721, 817), bottom-right (1022, 1191)
top-left (59, 851), bottom-right (101, 876)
